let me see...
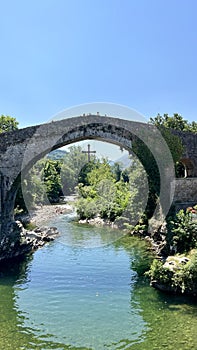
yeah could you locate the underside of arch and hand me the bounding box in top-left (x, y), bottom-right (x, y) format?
top-left (180, 158), bottom-right (196, 178)
top-left (20, 123), bottom-right (134, 176)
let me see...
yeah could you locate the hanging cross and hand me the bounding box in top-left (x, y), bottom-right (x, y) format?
top-left (82, 144), bottom-right (96, 162)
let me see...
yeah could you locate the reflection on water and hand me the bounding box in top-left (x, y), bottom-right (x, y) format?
top-left (0, 256), bottom-right (72, 349)
top-left (0, 213), bottom-right (196, 349)
top-left (14, 244), bottom-right (147, 349)
top-left (56, 212), bottom-right (128, 248)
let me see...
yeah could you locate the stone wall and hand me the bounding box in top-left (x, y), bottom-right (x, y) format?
top-left (172, 129), bottom-right (197, 177)
top-left (173, 178), bottom-right (197, 204)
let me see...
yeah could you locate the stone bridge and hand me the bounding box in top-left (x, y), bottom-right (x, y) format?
top-left (0, 114), bottom-right (197, 259)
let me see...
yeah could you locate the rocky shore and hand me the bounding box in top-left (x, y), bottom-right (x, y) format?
top-left (28, 203), bottom-right (73, 226)
top-left (11, 203), bottom-right (74, 260)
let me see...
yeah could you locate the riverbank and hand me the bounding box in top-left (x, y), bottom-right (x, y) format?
top-left (15, 194), bottom-right (76, 227)
top-left (16, 202), bottom-right (197, 297)
top-left (29, 203), bottom-right (74, 226)
top-left (10, 202), bottom-right (75, 261)
top-left (77, 207), bottom-right (197, 297)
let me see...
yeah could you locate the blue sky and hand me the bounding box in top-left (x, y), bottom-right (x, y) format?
top-left (1, 0), bottom-right (197, 130)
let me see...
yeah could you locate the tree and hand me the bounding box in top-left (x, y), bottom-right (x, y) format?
top-left (150, 113), bottom-right (197, 133)
top-left (78, 160), bottom-right (97, 186)
top-left (168, 209), bottom-right (197, 254)
top-left (60, 165), bottom-right (76, 195)
top-left (86, 158), bottom-right (115, 186)
top-left (0, 114), bottom-right (19, 133)
top-left (132, 125), bottom-right (184, 218)
top-left (15, 146), bottom-right (91, 212)
top-left (62, 145), bottom-right (89, 177)
top-left (111, 162), bottom-right (122, 182)
top-left (15, 162), bottom-right (46, 211)
top-left (76, 157), bottom-right (148, 225)
top-left (43, 160), bottom-right (62, 203)
top-left (158, 126), bottom-right (184, 164)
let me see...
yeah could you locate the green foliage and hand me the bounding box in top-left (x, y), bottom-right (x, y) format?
top-left (150, 113), bottom-right (197, 133)
top-left (158, 126), bottom-right (184, 164)
top-left (149, 114), bottom-right (184, 165)
top-left (169, 209), bottom-right (197, 254)
top-left (148, 250), bottom-right (197, 294)
top-left (132, 138), bottom-right (160, 218)
top-left (182, 250), bottom-right (197, 292)
top-left (60, 165), bottom-right (76, 195)
top-left (76, 198), bottom-right (98, 219)
top-left (78, 160), bottom-right (98, 186)
top-left (62, 145), bottom-right (89, 179)
top-left (111, 162), bottom-right (122, 182)
top-left (150, 114), bottom-right (186, 180)
top-left (76, 158), bottom-right (129, 221)
top-left (76, 178), bottom-right (130, 222)
top-left (15, 159), bottom-right (62, 210)
top-left (132, 114), bottom-right (185, 218)
top-left (76, 157), bottom-right (148, 226)
top-left (0, 114), bottom-right (19, 133)
top-left (60, 145), bottom-right (95, 194)
top-left (15, 145), bottom-right (90, 211)
top-left (86, 158), bottom-right (115, 186)
top-left (147, 207), bottom-right (197, 295)
top-left (77, 183), bottom-right (97, 199)
top-left (15, 166), bottom-right (47, 211)
top-left (96, 179), bottom-right (130, 221)
top-left (147, 258), bottom-right (173, 285)
top-left (43, 160), bottom-right (62, 203)
top-left (24, 222), bottom-right (37, 231)
top-left (129, 214), bottom-right (149, 236)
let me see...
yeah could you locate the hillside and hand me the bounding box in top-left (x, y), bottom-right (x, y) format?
top-left (47, 149), bottom-right (67, 160)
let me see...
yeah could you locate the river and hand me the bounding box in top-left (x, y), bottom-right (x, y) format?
top-left (0, 211), bottom-right (197, 350)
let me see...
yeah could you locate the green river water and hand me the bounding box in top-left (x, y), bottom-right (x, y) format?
top-left (0, 211), bottom-right (197, 350)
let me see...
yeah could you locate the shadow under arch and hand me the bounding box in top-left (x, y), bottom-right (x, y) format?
top-left (180, 157), bottom-right (196, 178)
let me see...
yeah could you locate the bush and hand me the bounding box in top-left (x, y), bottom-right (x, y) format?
top-left (76, 198), bottom-right (98, 220)
top-left (169, 209), bottom-right (197, 253)
top-left (147, 259), bottom-right (173, 286)
top-left (179, 250), bottom-right (197, 293)
top-left (148, 250), bottom-right (197, 294)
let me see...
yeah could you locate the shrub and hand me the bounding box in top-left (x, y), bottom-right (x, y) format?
top-left (147, 259), bottom-right (173, 285)
top-left (169, 210), bottom-right (197, 253)
top-left (76, 198), bottom-right (98, 220)
top-left (148, 250), bottom-right (197, 294)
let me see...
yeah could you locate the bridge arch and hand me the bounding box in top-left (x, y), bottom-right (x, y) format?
top-left (20, 121), bottom-right (134, 175)
top-left (0, 114), bottom-right (189, 259)
top-left (12, 122), bottom-right (136, 218)
top-left (179, 157), bottom-right (196, 178)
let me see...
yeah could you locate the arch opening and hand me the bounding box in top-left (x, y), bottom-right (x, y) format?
top-left (14, 138), bottom-right (150, 232)
top-left (180, 158), bottom-right (195, 178)
top-left (15, 130), bottom-right (134, 208)
top-left (175, 161), bottom-right (187, 178)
